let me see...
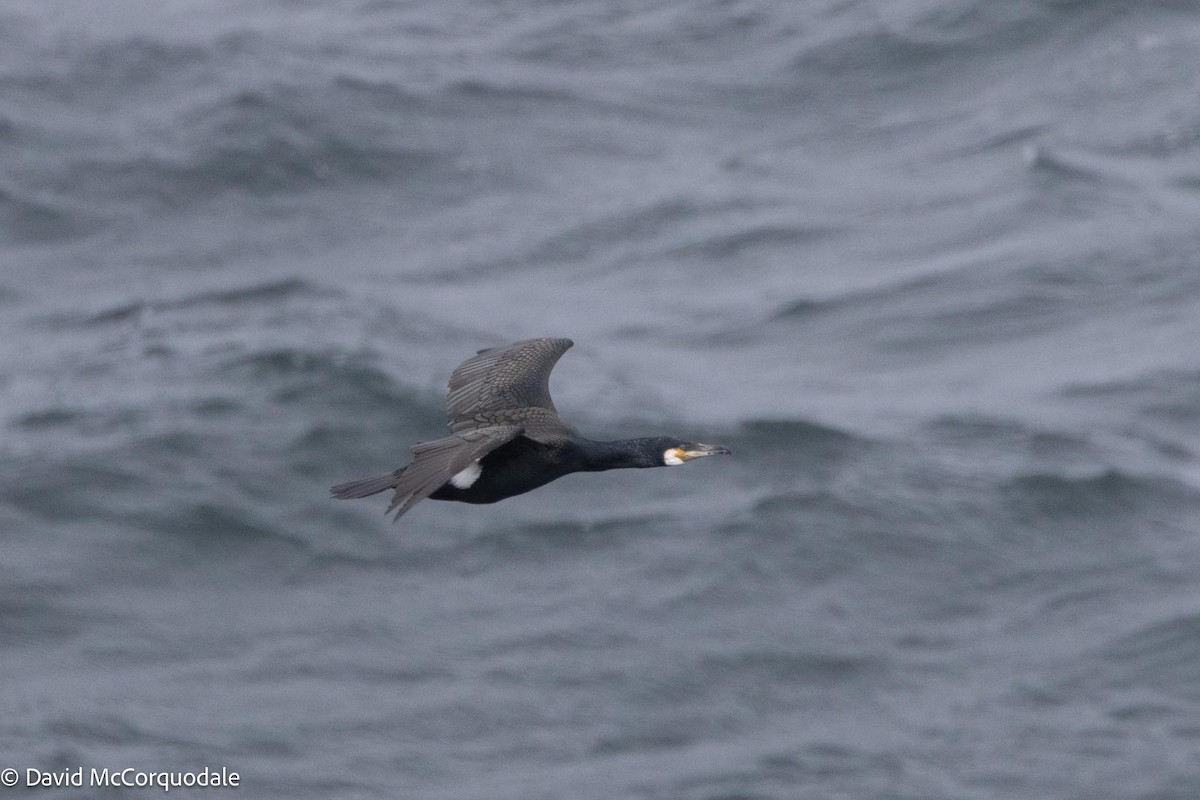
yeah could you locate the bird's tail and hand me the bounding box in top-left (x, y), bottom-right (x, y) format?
top-left (330, 469), bottom-right (403, 500)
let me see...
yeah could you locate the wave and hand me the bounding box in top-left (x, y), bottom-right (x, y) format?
top-left (663, 219), bottom-right (842, 262)
top-left (786, 0), bottom-right (1159, 86)
top-left (696, 647), bottom-right (881, 687)
top-left (2, 460), bottom-right (145, 523)
top-left (216, 346), bottom-right (449, 476)
top-left (923, 414), bottom-right (1094, 457)
top-left (6, 31), bottom-right (473, 219)
top-left (1000, 468), bottom-right (1196, 522)
top-left (0, 182), bottom-right (98, 244)
top-left (716, 418), bottom-right (870, 502)
top-left (588, 647), bottom-right (881, 757)
top-left (1062, 368), bottom-right (1200, 425)
top-left (764, 268), bottom-right (970, 325)
top-left (445, 76), bottom-right (586, 108)
top-left (455, 512), bottom-right (672, 561)
top-left (128, 501), bottom-right (302, 548)
top-left (734, 417), bottom-right (864, 454)
top-left (1091, 611), bottom-right (1200, 697)
top-left (1025, 144), bottom-right (1120, 185)
top-left (791, 26), bottom-right (969, 93)
top-left (79, 278), bottom-right (328, 327)
top-left (219, 347), bottom-right (404, 397)
top-left (751, 488), bottom-right (862, 519)
top-left (520, 196), bottom-right (710, 270)
top-left (0, 590), bottom-right (90, 648)
top-left (765, 251), bottom-right (1163, 352)
top-left (70, 86), bottom-right (456, 205)
top-left (1037, 606), bottom-right (1200, 715)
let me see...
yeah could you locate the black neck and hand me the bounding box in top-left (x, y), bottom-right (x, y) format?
top-left (573, 437), bottom-right (664, 471)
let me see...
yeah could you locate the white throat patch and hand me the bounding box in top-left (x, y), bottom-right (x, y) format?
top-left (450, 461), bottom-right (483, 488)
top-left (663, 448), bottom-right (685, 466)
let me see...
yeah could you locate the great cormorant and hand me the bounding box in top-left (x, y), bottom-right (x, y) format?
top-left (331, 338), bottom-right (730, 521)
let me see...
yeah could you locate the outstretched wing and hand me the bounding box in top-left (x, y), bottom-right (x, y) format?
top-left (445, 338), bottom-right (574, 433)
top-left (386, 425), bottom-right (523, 521)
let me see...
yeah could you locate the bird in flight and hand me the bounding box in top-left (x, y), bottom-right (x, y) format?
top-left (331, 338), bottom-right (730, 521)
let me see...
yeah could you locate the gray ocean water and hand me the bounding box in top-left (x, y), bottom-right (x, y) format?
top-left (3, 1), bottom-right (1200, 797)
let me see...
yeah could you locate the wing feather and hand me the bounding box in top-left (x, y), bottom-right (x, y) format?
top-left (445, 338), bottom-right (573, 432)
top-left (386, 425), bottom-right (523, 521)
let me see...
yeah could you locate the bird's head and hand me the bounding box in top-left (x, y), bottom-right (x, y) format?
top-left (655, 439), bottom-right (732, 466)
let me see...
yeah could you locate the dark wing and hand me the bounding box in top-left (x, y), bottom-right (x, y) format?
top-left (445, 338), bottom-right (574, 433)
top-left (386, 425), bottom-right (523, 521)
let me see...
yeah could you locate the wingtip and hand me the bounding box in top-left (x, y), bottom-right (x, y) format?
top-left (477, 336), bottom-right (572, 353)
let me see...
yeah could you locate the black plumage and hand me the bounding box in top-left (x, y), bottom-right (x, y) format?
top-left (331, 338), bottom-right (730, 521)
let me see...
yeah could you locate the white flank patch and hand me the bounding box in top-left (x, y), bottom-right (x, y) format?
top-left (450, 462), bottom-right (483, 489)
top-left (663, 448), bottom-right (685, 466)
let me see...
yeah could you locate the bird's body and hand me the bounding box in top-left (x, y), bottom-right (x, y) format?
top-left (331, 338), bottom-right (729, 521)
top-left (431, 435), bottom-right (570, 504)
